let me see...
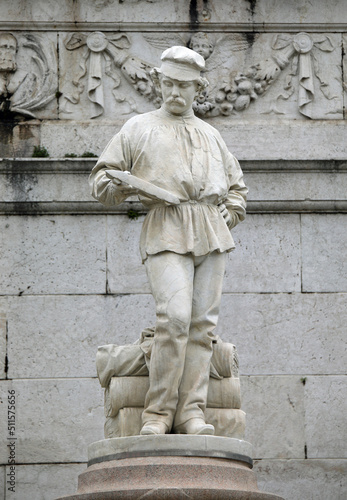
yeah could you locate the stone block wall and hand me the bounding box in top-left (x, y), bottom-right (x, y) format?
top-left (0, 1), bottom-right (346, 499)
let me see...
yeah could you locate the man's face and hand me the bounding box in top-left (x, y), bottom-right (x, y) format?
top-left (0, 34), bottom-right (17, 72)
top-left (160, 75), bottom-right (198, 115)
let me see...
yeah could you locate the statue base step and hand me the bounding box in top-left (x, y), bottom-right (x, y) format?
top-left (56, 436), bottom-right (284, 500)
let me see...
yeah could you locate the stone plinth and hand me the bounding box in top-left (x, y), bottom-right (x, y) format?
top-left (56, 436), bottom-right (284, 499)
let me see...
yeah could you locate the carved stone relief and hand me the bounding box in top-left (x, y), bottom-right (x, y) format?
top-left (59, 31), bottom-right (158, 120)
top-left (59, 30), bottom-right (343, 121)
top-left (0, 29), bottom-right (342, 121)
top-left (184, 31), bottom-right (342, 119)
top-left (231, 32), bottom-right (342, 119)
top-left (0, 32), bottom-right (58, 119)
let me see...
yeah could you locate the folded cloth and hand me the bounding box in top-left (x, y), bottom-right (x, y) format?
top-left (105, 376), bottom-right (241, 418)
top-left (97, 329), bottom-right (239, 388)
top-left (211, 340), bottom-right (239, 379)
top-left (97, 344), bottom-right (149, 388)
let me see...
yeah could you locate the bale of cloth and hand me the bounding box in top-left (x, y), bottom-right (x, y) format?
top-left (96, 330), bottom-right (245, 439)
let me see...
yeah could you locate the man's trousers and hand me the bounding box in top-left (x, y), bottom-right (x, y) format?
top-left (142, 250), bottom-right (226, 430)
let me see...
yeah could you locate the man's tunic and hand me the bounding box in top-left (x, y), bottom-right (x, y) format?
top-left (89, 107), bottom-right (247, 261)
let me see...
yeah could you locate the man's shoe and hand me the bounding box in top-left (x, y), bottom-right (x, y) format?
top-left (174, 418), bottom-right (215, 435)
top-left (140, 421), bottom-right (169, 435)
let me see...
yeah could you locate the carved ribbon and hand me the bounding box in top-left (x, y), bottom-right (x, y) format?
top-left (273, 33), bottom-right (335, 118)
top-left (64, 32), bottom-right (131, 118)
top-left (88, 51), bottom-right (104, 118)
top-left (64, 31), bottom-right (155, 118)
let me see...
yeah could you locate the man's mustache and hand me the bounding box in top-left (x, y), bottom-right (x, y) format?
top-left (166, 96), bottom-right (186, 106)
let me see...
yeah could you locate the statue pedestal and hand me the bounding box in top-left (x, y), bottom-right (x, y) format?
top-left (57, 436), bottom-right (284, 499)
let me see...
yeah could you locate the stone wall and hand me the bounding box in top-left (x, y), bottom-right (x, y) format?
top-left (0, 1), bottom-right (346, 499)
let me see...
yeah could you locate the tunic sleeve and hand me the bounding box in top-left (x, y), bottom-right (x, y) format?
top-left (224, 152), bottom-right (248, 230)
top-left (89, 131), bottom-right (137, 206)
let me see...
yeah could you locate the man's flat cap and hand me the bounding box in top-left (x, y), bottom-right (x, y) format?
top-left (158, 46), bottom-right (205, 81)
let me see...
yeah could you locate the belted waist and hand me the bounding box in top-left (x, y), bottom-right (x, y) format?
top-left (146, 199), bottom-right (219, 210)
top-left (180, 200), bottom-right (218, 206)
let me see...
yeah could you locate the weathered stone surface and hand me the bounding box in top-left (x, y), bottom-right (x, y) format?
top-left (81, 441), bottom-right (262, 500)
top-left (254, 459), bottom-right (347, 500)
top-left (4, 294), bottom-right (155, 379)
top-left (241, 376), bottom-right (305, 459)
top-left (106, 214), bottom-right (149, 293)
top-left (5, 292), bottom-right (346, 379)
top-left (60, 457), bottom-right (281, 500)
top-left (302, 215), bottom-right (347, 292)
top-left (0, 215), bottom-right (106, 295)
top-left (0, 466), bottom-right (5, 498)
top-left (0, 309), bottom-right (6, 379)
top-left (0, 121), bottom-right (41, 158)
top-left (0, 381), bottom-right (14, 465)
top-left (5, 464), bottom-right (87, 500)
top-left (218, 293), bottom-right (347, 376)
top-left (225, 214), bottom-right (301, 293)
top-left (88, 435), bottom-right (253, 463)
top-left (41, 120), bottom-right (347, 160)
top-left (0, 379), bottom-right (104, 464)
top-left (0, 172), bottom-right (93, 203)
top-left (247, 169), bottom-right (347, 203)
top-left (305, 376), bottom-right (347, 459)
top-left (240, 0), bottom-right (347, 24)
top-left (218, 121), bottom-right (347, 161)
top-left (106, 214), bottom-right (301, 294)
top-left (4, 290), bottom-right (346, 379)
top-left (0, 0), bottom-right (74, 23)
top-left (1, 0), bottom-right (347, 24)
top-left (2, 160), bottom-right (346, 208)
top-left (40, 121), bottom-right (123, 158)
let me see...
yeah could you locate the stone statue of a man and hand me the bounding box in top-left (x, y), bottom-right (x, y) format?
top-left (89, 46), bottom-right (248, 436)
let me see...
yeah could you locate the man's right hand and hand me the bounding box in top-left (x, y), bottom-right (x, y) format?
top-left (111, 177), bottom-right (123, 186)
top-left (110, 176), bottom-right (138, 195)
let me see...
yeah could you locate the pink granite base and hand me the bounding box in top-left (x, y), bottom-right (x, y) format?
top-left (57, 456), bottom-right (284, 499)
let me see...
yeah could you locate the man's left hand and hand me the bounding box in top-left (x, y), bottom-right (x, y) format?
top-left (218, 203), bottom-right (232, 228)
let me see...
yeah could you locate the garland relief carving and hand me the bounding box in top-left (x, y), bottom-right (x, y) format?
top-left (0, 29), bottom-right (343, 121)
